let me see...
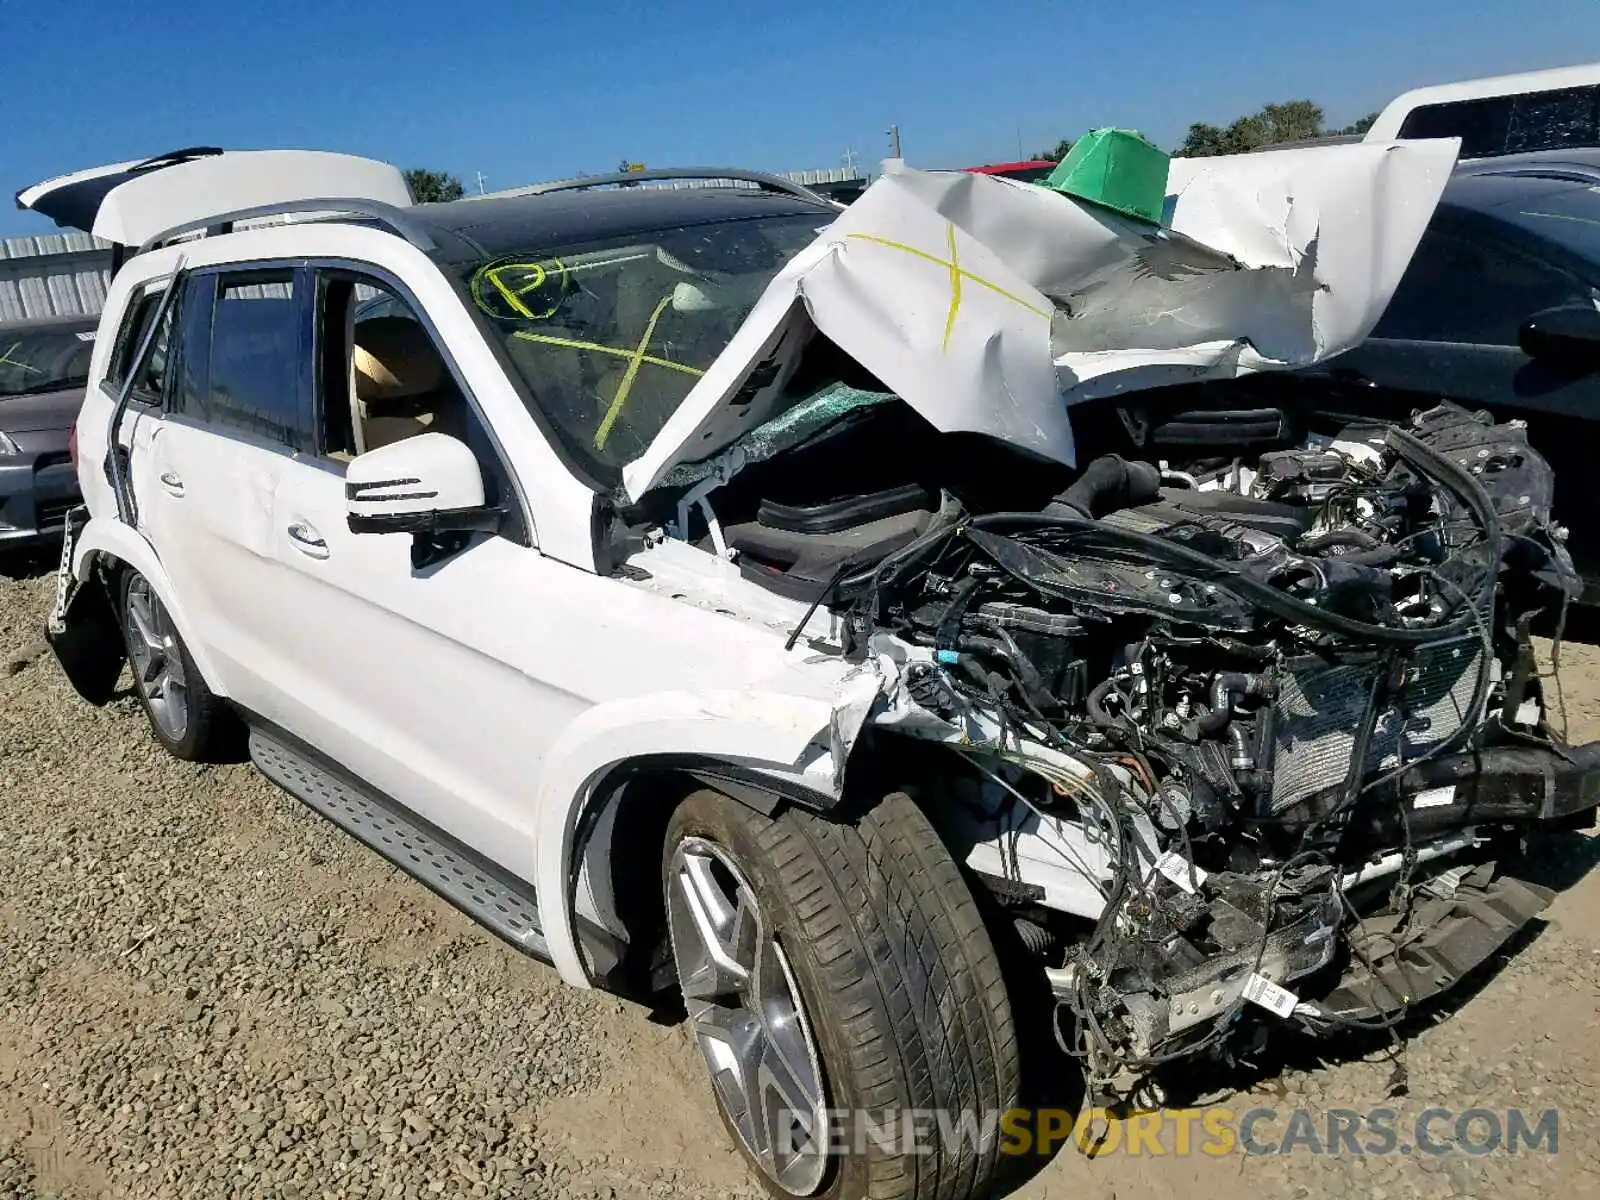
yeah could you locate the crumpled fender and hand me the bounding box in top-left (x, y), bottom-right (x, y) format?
top-left (72, 516), bottom-right (228, 698)
top-left (530, 688), bottom-right (841, 987)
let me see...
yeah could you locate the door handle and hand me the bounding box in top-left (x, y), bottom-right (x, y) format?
top-left (158, 470), bottom-right (185, 497)
top-left (286, 520), bottom-right (330, 559)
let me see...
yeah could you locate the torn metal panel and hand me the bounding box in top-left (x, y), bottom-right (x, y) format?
top-left (623, 140), bottom-right (1458, 501)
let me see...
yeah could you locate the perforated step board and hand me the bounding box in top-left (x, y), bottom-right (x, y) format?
top-left (250, 730), bottom-right (548, 959)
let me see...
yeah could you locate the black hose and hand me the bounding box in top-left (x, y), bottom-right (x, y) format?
top-left (1086, 677), bottom-right (1121, 727)
top-left (1047, 454), bottom-right (1163, 520)
top-left (968, 512), bottom-right (1481, 647)
top-left (1298, 528), bottom-right (1381, 553)
top-left (958, 634), bottom-right (1054, 711)
top-left (1195, 671), bottom-right (1273, 735)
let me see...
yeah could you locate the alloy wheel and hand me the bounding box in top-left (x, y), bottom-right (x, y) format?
top-left (666, 836), bottom-right (830, 1196)
top-left (123, 576), bottom-right (190, 743)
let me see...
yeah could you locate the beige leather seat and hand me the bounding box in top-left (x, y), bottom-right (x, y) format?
top-left (352, 316), bottom-right (464, 452)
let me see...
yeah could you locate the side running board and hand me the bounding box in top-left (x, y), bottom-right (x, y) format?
top-left (249, 728), bottom-right (549, 960)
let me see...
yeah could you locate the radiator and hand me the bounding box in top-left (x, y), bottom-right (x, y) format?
top-left (1267, 635), bottom-right (1484, 814)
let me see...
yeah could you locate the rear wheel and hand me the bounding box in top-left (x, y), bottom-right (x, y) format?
top-left (118, 569), bottom-right (233, 761)
top-left (663, 789), bottom-right (1020, 1200)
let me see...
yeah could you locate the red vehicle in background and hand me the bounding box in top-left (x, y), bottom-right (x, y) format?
top-left (961, 159), bottom-right (1057, 183)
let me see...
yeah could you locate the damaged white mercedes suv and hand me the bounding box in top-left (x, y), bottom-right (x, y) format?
top-left (26, 145), bottom-right (1599, 1200)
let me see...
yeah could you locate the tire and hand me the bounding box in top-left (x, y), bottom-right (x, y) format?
top-left (117, 569), bottom-right (235, 761)
top-left (663, 789), bottom-right (1020, 1200)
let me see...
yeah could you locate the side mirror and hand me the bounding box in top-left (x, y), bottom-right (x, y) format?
top-left (1519, 304), bottom-right (1600, 370)
top-left (346, 433), bottom-right (502, 538)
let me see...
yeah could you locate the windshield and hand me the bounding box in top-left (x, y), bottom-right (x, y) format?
top-left (454, 213), bottom-right (824, 469)
top-left (0, 326), bottom-right (94, 397)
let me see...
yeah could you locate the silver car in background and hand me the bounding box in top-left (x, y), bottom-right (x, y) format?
top-left (0, 315), bottom-right (95, 554)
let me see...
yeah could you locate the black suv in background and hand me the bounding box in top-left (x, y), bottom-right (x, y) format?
top-left (1141, 150), bottom-right (1600, 602)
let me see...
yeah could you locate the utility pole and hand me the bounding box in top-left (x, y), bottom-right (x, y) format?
top-left (886, 124), bottom-right (903, 160)
top-left (475, 171), bottom-right (487, 195)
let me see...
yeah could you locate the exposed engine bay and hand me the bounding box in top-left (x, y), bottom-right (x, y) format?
top-left (837, 402), bottom-right (1599, 1091)
top-left (635, 395), bottom-right (1599, 1095)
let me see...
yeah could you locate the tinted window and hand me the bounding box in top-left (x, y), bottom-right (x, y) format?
top-left (1400, 86), bottom-right (1600, 157)
top-left (205, 272), bottom-right (308, 448)
top-left (0, 325), bottom-right (94, 397)
top-left (1374, 226), bottom-right (1589, 344)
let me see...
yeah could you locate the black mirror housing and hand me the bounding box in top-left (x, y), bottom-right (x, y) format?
top-left (1519, 303), bottom-right (1600, 370)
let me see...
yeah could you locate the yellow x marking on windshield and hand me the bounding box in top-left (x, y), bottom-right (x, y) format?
top-left (509, 295), bottom-right (707, 452)
top-left (847, 224), bottom-right (1051, 351)
top-left (0, 343), bottom-right (41, 375)
top-left (511, 329), bottom-right (703, 379)
top-left (593, 295), bottom-right (675, 451)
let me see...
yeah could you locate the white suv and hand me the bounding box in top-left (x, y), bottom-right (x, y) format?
top-left (28, 148), bottom-right (1599, 1200)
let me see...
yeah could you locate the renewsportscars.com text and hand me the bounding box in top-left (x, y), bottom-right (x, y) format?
top-left (789, 1106), bottom-right (1559, 1158)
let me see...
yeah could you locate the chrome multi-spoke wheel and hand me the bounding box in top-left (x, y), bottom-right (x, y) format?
top-left (122, 574), bottom-right (190, 743)
top-left (667, 836), bottom-right (829, 1196)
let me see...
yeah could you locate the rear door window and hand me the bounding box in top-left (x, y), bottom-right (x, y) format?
top-left (201, 271), bottom-right (312, 450)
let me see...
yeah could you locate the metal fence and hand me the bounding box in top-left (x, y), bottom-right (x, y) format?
top-left (0, 232), bottom-right (113, 325)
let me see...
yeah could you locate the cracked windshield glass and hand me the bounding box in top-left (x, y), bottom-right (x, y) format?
top-left (462, 213), bottom-right (822, 465)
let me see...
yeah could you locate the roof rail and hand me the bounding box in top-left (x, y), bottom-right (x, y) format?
top-left (493, 167), bottom-right (835, 206)
top-left (140, 198), bottom-right (436, 254)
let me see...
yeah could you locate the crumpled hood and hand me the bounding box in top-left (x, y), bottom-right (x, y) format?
top-left (623, 138), bottom-right (1459, 502)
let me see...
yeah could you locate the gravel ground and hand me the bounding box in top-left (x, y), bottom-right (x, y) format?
top-left (2, 559), bottom-right (1599, 1199)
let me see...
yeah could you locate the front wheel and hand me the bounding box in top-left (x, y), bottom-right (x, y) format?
top-left (664, 789), bottom-right (1020, 1200)
top-left (118, 569), bottom-right (235, 761)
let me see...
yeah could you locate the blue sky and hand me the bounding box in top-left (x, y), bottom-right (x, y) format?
top-left (1, 0), bottom-right (1596, 236)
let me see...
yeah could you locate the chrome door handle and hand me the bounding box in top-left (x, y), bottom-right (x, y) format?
top-left (158, 470), bottom-right (185, 497)
top-left (286, 521), bottom-right (330, 559)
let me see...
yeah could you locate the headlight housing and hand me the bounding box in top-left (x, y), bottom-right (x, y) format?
top-left (0, 430), bottom-right (21, 456)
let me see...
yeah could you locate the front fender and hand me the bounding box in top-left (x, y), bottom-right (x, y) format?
top-left (531, 689), bottom-right (842, 987)
top-left (73, 517), bottom-right (228, 699)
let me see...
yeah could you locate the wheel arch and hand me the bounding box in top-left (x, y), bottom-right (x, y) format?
top-left (73, 519), bottom-right (228, 699)
top-left (531, 700), bottom-right (978, 996)
top-left (529, 690), bottom-right (848, 990)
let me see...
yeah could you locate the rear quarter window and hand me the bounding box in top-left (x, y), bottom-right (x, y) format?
top-left (104, 285), bottom-right (174, 400)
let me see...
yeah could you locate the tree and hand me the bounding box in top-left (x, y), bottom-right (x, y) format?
top-left (404, 168), bottom-right (465, 203)
top-left (1334, 111), bottom-right (1381, 137)
top-left (1032, 138), bottom-right (1074, 163)
top-left (1178, 99), bottom-right (1328, 157)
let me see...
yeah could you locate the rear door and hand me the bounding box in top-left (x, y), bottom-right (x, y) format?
top-left (135, 264), bottom-right (317, 719)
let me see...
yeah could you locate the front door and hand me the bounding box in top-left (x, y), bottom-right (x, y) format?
top-left (260, 270), bottom-right (588, 864)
